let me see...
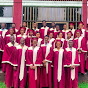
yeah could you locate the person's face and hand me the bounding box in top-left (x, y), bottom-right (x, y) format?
top-left (10, 36), bottom-right (15, 42)
top-left (9, 29), bottom-right (14, 35)
top-left (67, 33), bottom-right (71, 39)
top-left (1, 23), bottom-right (6, 28)
top-left (29, 31), bottom-right (33, 36)
top-left (79, 24), bottom-right (83, 29)
top-left (56, 41), bottom-right (61, 48)
top-left (68, 41), bottom-right (73, 48)
top-left (12, 24), bottom-right (15, 28)
top-left (42, 21), bottom-right (46, 27)
top-left (76, 32), bottom-right (80, 37)
top-left (63, 25), bottom-right (67, 29)
top-left (33, 39), bottom-right (37, 47)
top-left (45, 36), bottom-right (49, 43)
top-left (23, 22), bottom-right (27, 27)
top-left (58, 33), bottom-right (63, 38)
top-left (56, 25), bottom-right (59, 30)
top-left (36, 33), bottom-right (40, 38)
top-left (33, 23), bottom-right (37, 28)
top-left (51, 22), bottom-right (55, 27)
top-left (20, 29), bottom-right (25, 34)
top-left (20, 38), bottom-right (25, 45)
top-left (49, 33), bottom-right (53, 38)
top-left (70, 25), bottom-right (73, 29)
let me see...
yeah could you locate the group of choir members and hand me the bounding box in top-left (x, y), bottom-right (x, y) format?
top-left (0, 20), bottom-right (88, 88)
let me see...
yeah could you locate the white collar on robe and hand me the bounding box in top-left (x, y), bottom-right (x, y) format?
top-left (16, 45), bottom-right (28, 50)
top-left (50, 28), bottom-right (56, 31)
top-left (7, 42), bottom-right (19, 47)
top-left (32, 28), bottom-right (39, 31)
top-left (41, 26), bottom-right (49, 29)
top-left (56, 38), bottom-right (65, 41)
top-left (54, 29), bottom-right (60, 32)
top-left (6, 34), bottom-right (16, 37)
top-left (62, 29), bottom-right (69, 32)
top-left (17, 34), bottom-right (27, 39)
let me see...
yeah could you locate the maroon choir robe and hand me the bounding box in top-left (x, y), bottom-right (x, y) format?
top-left (63, 38), bottom-right (73, 49)
top-left (16, 34), bottom-right (27, 45)
top-left (74, 36), bottom-right (87, 74)
top-left (69, 29), bottom-right (75, 39)
top-left (39, 26), bottom-right (50, 40)
top-left (26, 46), bottom-right (42, 88)
top-left (37, 38), bottom-right (43, 47)
top-left (40, 44), bottom-right (53, 88)
top-left (54, 29), bottom-right (61, 39)
top-left (15, 45), bottom-right (28, 88)
top-left (56, 38), bottom-right (65, 48)
top-left (53, 48), bottom-right (65, 88)
top-left (64, 47), bottom-right (79, 88)
top-left (74, 29), bottom-right (86, 38)
top-left (62, 30), bottom-right (69, 39)
top-left (2, 42), bottom-right (18, 88)
top-left (4, 34), bottom-right (16, 44)
top-left (85, 30), bottom-right (88, 70)
top-left (48, 28), bottom-right (55, 33)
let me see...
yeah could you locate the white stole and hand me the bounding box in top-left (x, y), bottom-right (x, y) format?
top-left (2, 29), bottom-right (7, 38)
top-left (19, 45), bottom-right (27, 81)
top-left (44, 27), bottom-right (49, 36)
top-left (45, 44), bottom-right (52, 74)
top-left (56, 48), bottom-right (64, 82)
top-left (33, 46), bottom-right (39, 80)
top-left (37, 38), bottom-right (42, 47)
top-left (49, 38), bottom-right (55, 45)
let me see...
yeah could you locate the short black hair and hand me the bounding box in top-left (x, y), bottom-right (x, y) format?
top-left (23, 21), bottom-right (27, 24)
top-left (55, 24), bottom-right (59, 27)
top-left (44, 35), bottom-right (49, 38)
top-left (36, 32), bottom-right (40, 34)
top-left (58, 32), bottom-right (63, 35)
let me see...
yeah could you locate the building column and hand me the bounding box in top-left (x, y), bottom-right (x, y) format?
top-left (82, 0), bottom-right (87, 29)
top-left (13, 0), bottom-right (22, 29)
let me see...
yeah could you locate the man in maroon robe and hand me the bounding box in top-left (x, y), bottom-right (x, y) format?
top-left (15, 37), bottom-right (28, 88)
top-left (26, 38), bottom-right (42, 88)
top-left (40, 35), bottom-right (53, 88)
top-left (2, 36), bottom-right (18, 88)
top-left (39, 20), bottom-right (50, 40)
top-left (64, 40), bottom-right (79, 88)
top-left (74, 30), bottom-right (87, 74)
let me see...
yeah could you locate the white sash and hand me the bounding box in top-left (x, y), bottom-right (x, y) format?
top-left (44, 27), bottom-right (49, 36)
top-left (37, 38), bottom-right (42, 47)
top-left (45, 44), bottom-right (52, 74)
top-left (57, 48), bottom-right (64, 82)
top-left (2, 29), bottom-right (7, 38)
top-left (71, 48), bottom-right (76, 80)
top-left (49, 38), bottom-right (55, 45)
top-left (19, 46), bottom-right (27, 81)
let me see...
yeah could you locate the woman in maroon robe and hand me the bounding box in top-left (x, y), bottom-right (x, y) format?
top-left (26, 38), bottom-right (42, 88)
top-left (53, 40), bottom-right (65, 88)
top-left (40, 35), bottom-right (53, 88)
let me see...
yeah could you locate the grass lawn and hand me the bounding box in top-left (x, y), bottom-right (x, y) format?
top-left (0, 82), bottom-right (88, 88)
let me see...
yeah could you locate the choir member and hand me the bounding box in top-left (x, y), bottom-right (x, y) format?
top-left (32, 22), bottom-right (39, 33)
top-left (40, 35), bottom-right (53, 88)
top-left (16, 27), bottom-right (27, 45)
top-left (75, 21), bottom-right (86, 38)
top-left (69, 22), bottom-right (75, 38)
top-left (54, 24), bottom-right (61, 39)
top-left (36, 32), bottom-right (43, 47)
top-left (26, 38), bottom-right (42, 88)
top-left (49, 22), bottom-right (56, 32)
top-left (2, 36), bottom-right (18, 88)
top-left (16, 38), bottom-right (28, 88)
top-left (63, 31), bottom-right (73, 49)
top-left (39, 20), bottom-right (50, 40)
top-left (26, 29), bottom-right (36, 47)
top-left (48, 31), bottom-right (55, 47)
top-left (12, 23), bottom-right (18, 33)
top-left (0, 23), bottom-right (8, 38)
top-left (85, 24), bottom-right (88, 70)
top-left (74, 30), bottom-right (87, 74)
top-left (53, 40), bottom-right (65, 88)
top-left (56, 32), bottom-right (65, 48)
top-left (22, 21), bottom-right (29, 34)
top-left (64, 40), bottom-right (79, 88)
top-left (5, 28), bottom-right (16, 44)
top-left (62, 24), bottom-right (69, 39)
